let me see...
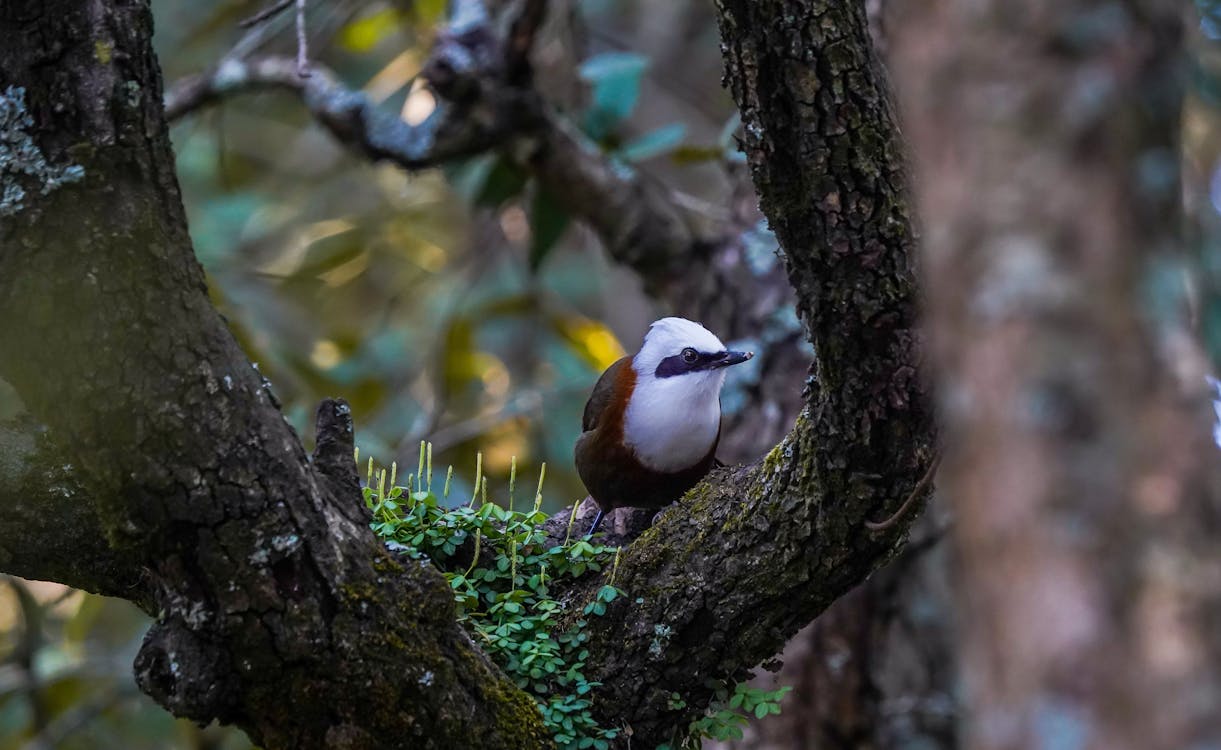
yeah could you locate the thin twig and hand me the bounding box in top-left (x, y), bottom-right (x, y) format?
top-left (238, 0), bottom-right (309, 78)
top-left (295, 0), bottom-right (311, 78)
top-left (865, 454), bottom-right (941, 532)
top-left (238, 0), bottom-right (292, 28)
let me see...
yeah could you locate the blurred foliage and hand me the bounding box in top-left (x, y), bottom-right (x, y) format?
top-left (0, 579), bottom-right (248, 750)
top-left (1190, 0), bottom-right (1221, 366)
top-left (157, 0), bottom-right (739, 510)
top-left (1, 0), bottom-right (745, 746)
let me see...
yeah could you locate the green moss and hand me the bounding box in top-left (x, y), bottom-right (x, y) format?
top-left (372, 552), bottom-right (404, 576)
top-left (483, 669), bottom-right (552, 747)
top-left (341, 581), bottom-right (378, 603)
top-left (381, 630), bottom-right (408, 653)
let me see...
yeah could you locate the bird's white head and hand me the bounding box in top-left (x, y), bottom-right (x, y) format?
top-left (624, 317), bottom-right (753, 472)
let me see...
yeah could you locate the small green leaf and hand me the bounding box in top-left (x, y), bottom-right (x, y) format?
top-left (579, 52), bottom-right (649, 139)
top-left (528, 186), bottom-right (571, 270)
top-left (476, 157), bottom-right (529, 207)
top-left (619, 123), bottom-right (687, 162)
top-left (670, 144), bottom-right (727, 165)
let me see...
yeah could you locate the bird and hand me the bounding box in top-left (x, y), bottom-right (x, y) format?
top-left (574, 317), bottom-right (753, 536)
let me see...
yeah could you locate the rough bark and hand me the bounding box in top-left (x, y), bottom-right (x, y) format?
top-left (0, 417), bottom-right (152, 610)
top-left (891, 0), bottom-right (1221, 748)
top-left (0, 2), bottom-right (546, 747)
top-left (0, 0), bottom-right (931, 747)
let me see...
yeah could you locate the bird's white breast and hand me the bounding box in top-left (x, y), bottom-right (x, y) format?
top-left (623, 367), bottom-right (724, 472)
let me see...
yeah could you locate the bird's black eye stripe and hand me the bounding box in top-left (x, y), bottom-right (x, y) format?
top-left (655, 349), bottom-right (721, 378)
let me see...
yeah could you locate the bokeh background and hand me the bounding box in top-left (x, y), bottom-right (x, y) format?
top-left (2, 1), bottom-right (1220, 748)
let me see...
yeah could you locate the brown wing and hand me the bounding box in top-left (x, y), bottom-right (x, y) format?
top-left (576, 356), bottom-right (718, 513)
top-left (582, 356), bottom-right (631, 432)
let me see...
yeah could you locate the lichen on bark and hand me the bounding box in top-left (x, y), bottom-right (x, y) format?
top-left (0, 85), bottom-right (84, 216)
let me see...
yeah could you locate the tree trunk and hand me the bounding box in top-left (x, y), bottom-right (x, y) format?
top-left (0, 2), bottom-right (547, 747)
top-left (890, 0), bottom-right (1221, 747)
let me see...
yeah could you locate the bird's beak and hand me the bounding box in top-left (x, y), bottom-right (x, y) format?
top-left (714, 350), bottom-right (754, 368)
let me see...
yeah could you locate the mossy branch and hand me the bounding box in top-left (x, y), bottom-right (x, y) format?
top-left (0, 416), bottom-right (152, 611)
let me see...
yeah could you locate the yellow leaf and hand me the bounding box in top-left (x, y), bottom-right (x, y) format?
top-left (558, 317), bottom-right (626, 371)
top-left (339, 9), bottom-right (401, 53)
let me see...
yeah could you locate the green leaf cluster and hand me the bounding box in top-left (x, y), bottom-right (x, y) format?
top-left (659, 683), bottom-right (793, 750)
top-left (361, 445), bottom-right (623, 750)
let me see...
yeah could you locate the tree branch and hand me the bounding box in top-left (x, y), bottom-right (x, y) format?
top-left (162, 53), bottom-right (699, 288)
top-left (0, 417), bottom-right (152, 611)
top-left (504, 0), bottom-right (548, 84)
top-left (164, 57), bottom-right (511, 168)
top-left (164, 0), bottom-right (931, 742)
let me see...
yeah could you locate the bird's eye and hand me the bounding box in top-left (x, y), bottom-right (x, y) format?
top-left (681, 347), bottom-right (698, 364)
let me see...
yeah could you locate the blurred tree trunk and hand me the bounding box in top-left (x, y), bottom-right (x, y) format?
top-left (722, 2), bottom-right (1221, 748)
top-left (890, 1), bottom-right (1221, 749)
